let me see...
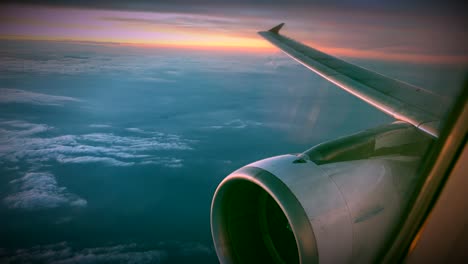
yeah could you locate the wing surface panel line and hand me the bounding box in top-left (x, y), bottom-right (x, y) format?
top-left (259, 24), bottom-right (446, 138)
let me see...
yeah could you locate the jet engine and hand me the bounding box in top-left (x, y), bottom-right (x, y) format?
top-left (211, 122), bottom-right (433, 263)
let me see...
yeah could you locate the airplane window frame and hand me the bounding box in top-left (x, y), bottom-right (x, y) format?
top-left (380, 78), bottom-right (467, 263)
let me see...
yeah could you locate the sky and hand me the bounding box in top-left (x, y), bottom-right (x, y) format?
top-left (1, 0), bottom-right (467, 63)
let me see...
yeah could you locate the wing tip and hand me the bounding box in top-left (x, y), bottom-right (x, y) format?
top-left (268, 23), bottom-right (285, 34)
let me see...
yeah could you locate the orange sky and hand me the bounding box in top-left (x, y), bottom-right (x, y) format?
top-left (1, 4), bottom-right (467, 64)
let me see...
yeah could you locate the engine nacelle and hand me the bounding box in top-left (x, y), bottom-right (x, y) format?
top-left (211, 123), bottom-right (433, 263)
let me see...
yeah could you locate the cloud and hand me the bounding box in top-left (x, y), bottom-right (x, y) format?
top-left (0, 46), bottom-right (207, 78)
top-left (0, 241), bottom-right (213, 263)
top-left (265, 56), bottom-right (299, 70)
top-left (0, 120), bottom-right (193, 169)
top-left (207, 119), bottom-right (263, 129)
top-left (88, 124), bottom-right (111, 128)
top-left (81, 132), bottom-right (192, 151)
top-left (125, 127), bottom-right (146, 133)
top-left (1, 2), bottom-right (466, 63)
top-left (0, 50), bottom-right (155, 75)
top-left (3, 172), bottom-right (87, 210)
top-left (101, 14), bottom-right (239, 30)
top-left (0, 242), bottom-right (166, 264)
top-left (56, 156), bottom-right (135, 167)
top-left (138, 76), bottom-right (176, 83)
top-left (3, 0), bottom-right (464, 16)
top-left (140, 157), bottom-right (183, 168)
top-left (0, 119), bottom-right (52, 137)
top-left (0, 45), bottom-right (280, 77)
top-left (0, 88), bottom-right (81, 106)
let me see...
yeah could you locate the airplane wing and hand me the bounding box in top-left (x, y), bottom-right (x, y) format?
top-left (259, 23), bottom-right (448, 138)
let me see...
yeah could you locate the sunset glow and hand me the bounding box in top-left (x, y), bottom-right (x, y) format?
top-left (1, 4), bottom-right (467, 63)
top-left (0, 5), bottom-right (273, 51)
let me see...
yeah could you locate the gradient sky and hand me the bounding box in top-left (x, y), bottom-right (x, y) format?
top-left (1, 1), bottom-right (467, 63)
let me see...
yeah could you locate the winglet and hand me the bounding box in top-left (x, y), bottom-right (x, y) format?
top-left (268, 23), bottom-right (285, 34)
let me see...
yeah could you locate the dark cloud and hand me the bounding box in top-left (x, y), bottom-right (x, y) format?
top-left (2, 0), bottom-right (466, 16)
top-left (0, 241), bottom-right (214, 263)
top-left (101, 15), bottom-right (239, 29)
top-left (2, 0), bottom-right (465, 44)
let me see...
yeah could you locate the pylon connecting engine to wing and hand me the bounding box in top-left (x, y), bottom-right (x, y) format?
top-left (210, 24), bottom-right (443, 263)
top-left (211, 123), bottom-right (432, 263)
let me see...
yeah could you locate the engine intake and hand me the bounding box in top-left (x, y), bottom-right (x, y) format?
top-left (211, 124), bottom-right (432, 263)
top-left (211, 166), bottom-right (318, 263)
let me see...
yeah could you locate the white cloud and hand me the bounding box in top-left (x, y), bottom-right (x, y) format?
top-left (138, 76), bottom-right (176, 83)
top-left (3, 172), bottom-right (87, 210)
top-left (82, 132), bottom-right (192, 151)
top-left (56, 156), bottom-right (135, 167)
top-left (140, 157), bottom-right (183, 168)
top-left (88, 124), bottom-right (111, 128)
top-left (0, 88), bottom-right (81, 106)
top-left (125, 127), bottom-right (146, 133)
top-left (207, 119), bottom-right (263, 130)
top-left (0, 119), bottom-right (52, 137)
top-left (0, 120), bottom-right (193, 169)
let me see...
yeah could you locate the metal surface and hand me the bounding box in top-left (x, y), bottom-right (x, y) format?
top-left (304, 122), bottom-right (431, 165)
top-left (211, 124), bottom-right (432, 263)
top-left (258, 24), bottom-right (449, 138)
top-left (211, 165), bottom-right (318, 264)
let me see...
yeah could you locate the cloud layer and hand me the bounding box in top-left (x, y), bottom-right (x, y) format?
top-left (0, 118), bottom-right (193, 211)
top-left (0, 241), bottom-right (213, 263)
top-left (4, 172), bottom-right (87, 210)
top-left (0, 242), bottom-right (166, 264)
top-left (0, 88), bottom-right (81, 106)
top-left (0, 44), bottom-right (285, 79)
top-left (0, 120), bottom-right (193, 169)
top-left (207, 119), bottom-right (263, 129)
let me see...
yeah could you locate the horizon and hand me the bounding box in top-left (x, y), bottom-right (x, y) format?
top-left (1, 2), bottom-right (467, 64)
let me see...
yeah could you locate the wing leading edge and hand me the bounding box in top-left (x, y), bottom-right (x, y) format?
top-left (259, 23), bottom-right (448, 138)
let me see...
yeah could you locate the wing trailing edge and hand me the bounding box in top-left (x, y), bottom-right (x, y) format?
top-left (259, 23), bottom-right (448, 138)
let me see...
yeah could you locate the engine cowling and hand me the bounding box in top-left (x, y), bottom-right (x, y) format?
top-left (211, 123), bottom-right (432, 263)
